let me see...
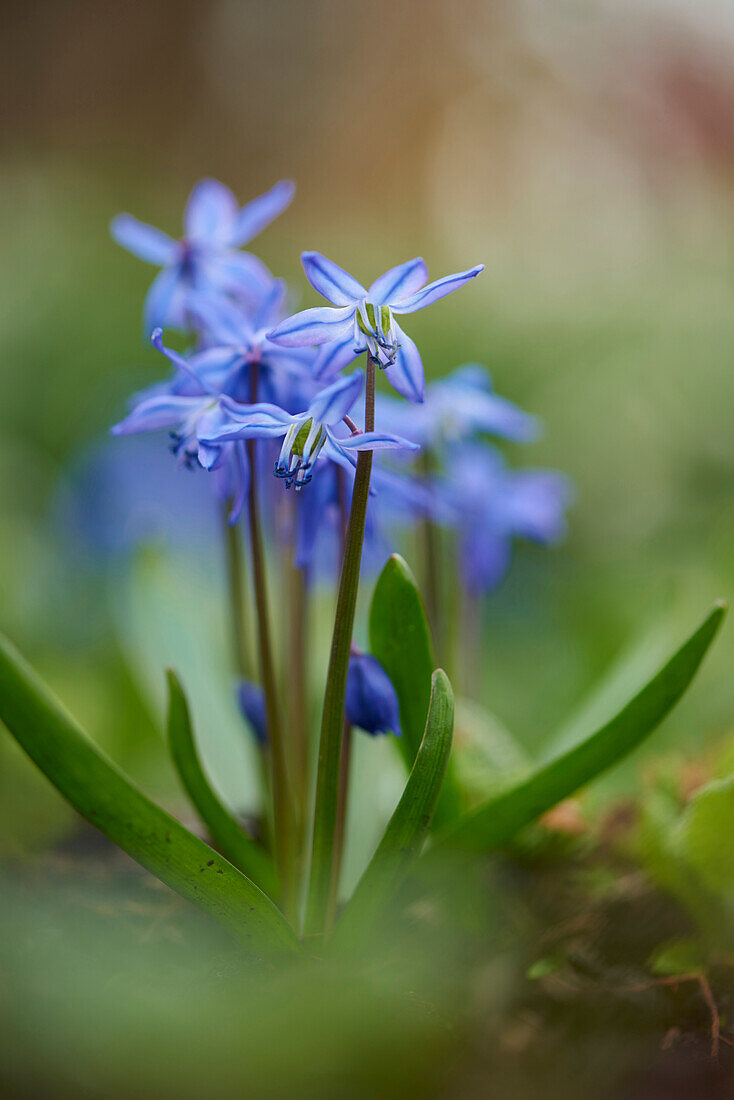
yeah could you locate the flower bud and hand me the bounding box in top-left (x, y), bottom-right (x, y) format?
top-left (236, 680), bottom-right (268, 746)
top-left (345, 654), bottom-right (401, 737)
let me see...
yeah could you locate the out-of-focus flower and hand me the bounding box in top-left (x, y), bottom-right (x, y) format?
top-left (267, 253), bottom-right (484, 403)
top-left (111, 179), bottom-right (295, 333)
top-left (199, 372), bottom-right (419, 491)
top-left (439, 443), bottom-right (572, 593)
top-left (292, 455), bottom-right (431, 572)
top-left (111, 329), bottom-right (250, 522)
top-left (237, 681), bottom-right (268, 746)
top-left (345, 653), bottom-right (402, 737)
top-left (376, 364), bottom-right (539, 450)
top-left (185, 281), bottom-right (314, 407)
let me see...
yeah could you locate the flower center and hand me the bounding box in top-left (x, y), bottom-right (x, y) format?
top-left (274, 417), bottom-right (327, 490)
top-left (355, 300), bottom-right (399, 367)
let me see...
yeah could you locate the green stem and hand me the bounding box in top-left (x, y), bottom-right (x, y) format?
top-left (419, 449), bottom-right (441, 646)
top-left (222, 500), bottom-right (251, 679)
top-left (305, 355), bottom-right (376, 937)
top-left (288, 561), bottom-right (310, 821)
top-left (246, 363), bottom-right (296, 917)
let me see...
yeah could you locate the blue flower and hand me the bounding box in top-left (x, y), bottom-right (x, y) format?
top-left (292, 456), bottom-right (431, 573)
top-left (439, 443), bottom-right (572, 593)
top-left (111, 329), bottom-right (250, 522)
top-left (111, 178), bottom-right (295, 333)
top-left (237, 681), bottom-right (268, 746)
top-left (266, 253), bottom-right (484, 403)
top-left (198, 372), bottom-right (419, 491)
top-left (184, 281), bottom-right (315, 407)
top-left (345, 653), bottom-right (402, 737)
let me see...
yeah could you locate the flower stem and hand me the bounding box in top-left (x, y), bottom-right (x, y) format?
top-left (246, 364), bottom-right (296, 916)
top-left (305, 355), bottom-right (375, 937)
top-left (222, 500), bottom-right (251, 680)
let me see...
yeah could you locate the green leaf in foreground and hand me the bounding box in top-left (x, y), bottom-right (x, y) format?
top-left (434, 601), bottom-right (726, 854)
top-left (0, 632), bottom-right (298, 955)
top-left (333, 669), bottom-right (454, 946)
top-left (369, 555), bottom-right (462, 826)
top-left (166, 669), bottom-right (279, 900)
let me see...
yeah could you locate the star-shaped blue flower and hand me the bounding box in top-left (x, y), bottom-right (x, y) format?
top-left (267, 253), bottom-right (484, 403)
top-left (111, 178), bottom-right (295, 333)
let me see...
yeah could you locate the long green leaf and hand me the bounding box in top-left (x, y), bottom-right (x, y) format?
top-left (333, 669), bottom-right (454, 946)
top-left (369, 555), bottom-right (462, 827)
top-left (435, 601), bottom-right (726, 854)
top-left (166, 670), bottom-right (279, 899)
top-left (0, 632), bottom-right (298, 955)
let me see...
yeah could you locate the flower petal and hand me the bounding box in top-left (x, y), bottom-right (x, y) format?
top-left (267, 305), bottom-right (355, 347)
top-left (198, 399), bottom-right (293, 443)
top-left (231, 180), bottom-right (296, 247)
top-left (185, 291), bottom-right (253, 346)
top-left (151, 328), bottom-right (217, 394)
top-left (390, 264), bottom-right (484, 314)
top-left (143, 266), bottom-right (187, 334)
top-left (111, 394), bottom-right (205, 435)
top-left (368, 258), bottom-right (428, 304)
top-left (312, 333), bottom-right (360, 381)
top-left (195, 251), bottom-right (273, 303)
top-left (383, 325), bottom-right (425, 403)
top-left (335, 429), bottom-right (419, 452)
top-left (184, 179), bottom-right (239, 244)
top-left (110, 215), bottom-right (178, 265)
top-left (301, 252), bottom-right (366, 306)
top-left (308, 371), bottom-right (363, 425)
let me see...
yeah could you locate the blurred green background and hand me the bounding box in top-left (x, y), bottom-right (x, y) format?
top-left (2, 1), bottom-right (734, 1096)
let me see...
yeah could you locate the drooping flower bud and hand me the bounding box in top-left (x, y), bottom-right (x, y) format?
top-left (345, 653), bottom-right (401, 737)
top-left (236, 680), bottom-right (268, 746)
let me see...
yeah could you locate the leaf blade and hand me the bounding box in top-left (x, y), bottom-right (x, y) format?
top-left (334, 669), bottom-right (454, 945)
top-left (436, 602), bottom-right (726, 854)
top-left (368, 554), bottom-right (462, 826)
top-left (166, 669), bottom-right (279, 899)
top-left (0, 632), bottom-right (298, 955)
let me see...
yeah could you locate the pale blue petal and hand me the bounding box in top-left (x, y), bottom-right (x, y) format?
top-left (368, 258), bottom-right (428, 304)
top-left (312, 333), bottom-right (360, 380)
top-left (336, 429), bottom-right (419, 452)
top-left (231, 180), bottom-right (295, 247)
top-left (198, 399), bottom-right (293, 443)
top-left (301, 252), bottom-right (366, 306)
top-left (390, 264), bottom-right (484, 313)
top-left (151, 328), bottom-right (216, 394)
top-left (110, 214), bottom-right (178, 265)
top-left (111, 395), bottom-right (204, 435)
top-left (196, 251), bottom-right (273, 302)
top-left (184, 179), bottom-right (239, 244)
top-left (383, 325), bottom-right (425, 403)
top-left (144, 266), bottom-right (187, 333)
top-left (308, 371), bottom-right (363, 425)
top-left (267, 305), bottom-right (355, 347)
top-left (185, 291), bottom-right (253, 346)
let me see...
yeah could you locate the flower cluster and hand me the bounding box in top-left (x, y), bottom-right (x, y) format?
top-left (110, 177), bottom-right (570, 743)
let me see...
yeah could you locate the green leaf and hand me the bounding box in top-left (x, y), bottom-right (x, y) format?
top-left (0, 632), bottom-right (298, 955)
top-left (166, 670), bottom-right (279, 900)
top-left (434, 601), bottom-right (726, 854)
top-left (368, 555), bottom-right (462, 827)
top-left (333, 669), bottom-right (454, 946)
top-left (677, 774), bottom-right (734, 893)
top-left (649, 937), bottom-right (708, 977)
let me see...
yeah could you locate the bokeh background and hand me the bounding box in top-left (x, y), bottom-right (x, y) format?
top-left (2, 2), bottom-right (734, 1097)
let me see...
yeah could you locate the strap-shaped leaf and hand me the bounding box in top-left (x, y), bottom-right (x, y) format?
top-left (434, 601), bottom-right (726, 854)
top-left (166, 670), bottom-right (279, 899)
top-left (369, 555), bottom-right (462, 826)
top-left (0, 632), bottom-right (298, 955)
top-left (333, 669), bottom-right (454, 946)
